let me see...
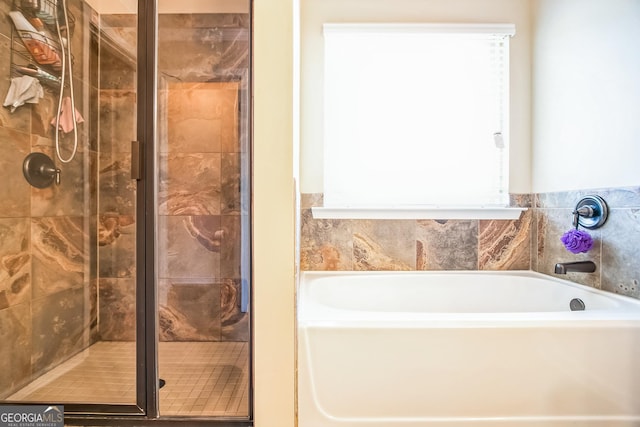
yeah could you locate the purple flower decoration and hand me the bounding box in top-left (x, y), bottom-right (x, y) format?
top-left (561, 229), bottom-right (594, 254)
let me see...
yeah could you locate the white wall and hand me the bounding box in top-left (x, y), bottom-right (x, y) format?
top-left (254, 0), bottom-right (296, 425)
top-left (300, 0), bottom-right (532, 195)
top-left (532, 0), bottom-right (640, 193)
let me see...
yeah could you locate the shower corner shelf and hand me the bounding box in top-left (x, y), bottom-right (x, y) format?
top-left (9, 0), bottom-right (75, 89)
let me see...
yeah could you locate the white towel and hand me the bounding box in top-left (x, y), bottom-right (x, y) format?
top-left (3, 75), bottom-right (44, 113)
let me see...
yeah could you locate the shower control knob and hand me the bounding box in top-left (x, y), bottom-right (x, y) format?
top-left (23, 152), bottom-right (61, 188)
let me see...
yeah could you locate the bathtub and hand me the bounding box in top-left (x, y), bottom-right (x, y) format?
top-left (298, 271), bottom-right (640, 427)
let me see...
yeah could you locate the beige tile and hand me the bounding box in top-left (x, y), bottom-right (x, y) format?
top-left (0, 218), bottom-right (31, 310)
top-left (158, 216), bottom-right (222, 278)
top-left (352, 220), bottom-right (416, 271)
top-left (7, 341), bottom-right (248, 417)
top-left (479, 210), bottom-right (532, 271)
top-left (158, 153), bottom-right (221, 216)
top-left (0, 126), bottom-right (30, 218)
top-left (31, 217), bottom-right (86, 298)
top-left (165, 82), bottom-right (240, 154)
top-left (416, 219), bottom-right (478, 271)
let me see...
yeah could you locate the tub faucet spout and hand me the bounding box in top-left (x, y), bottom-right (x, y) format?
top-left (554, 261), bottom-right (596, 274)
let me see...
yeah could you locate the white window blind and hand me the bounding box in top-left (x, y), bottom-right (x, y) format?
top-left (323, 23), bottom-right (515, 208)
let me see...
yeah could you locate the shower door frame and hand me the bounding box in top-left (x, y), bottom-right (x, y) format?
top-left (63, 0), bottom-right (254, 425)
top-left (59, 0), bottom-right (156, 420)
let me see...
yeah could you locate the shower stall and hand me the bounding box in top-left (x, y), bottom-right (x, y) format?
top-left (0, 0), bottom-right (252, 423)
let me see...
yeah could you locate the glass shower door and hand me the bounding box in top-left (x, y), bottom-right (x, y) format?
top-left (155, 0), bottom-right (252, 418)
top-left (1, 0), bottom-right (252, 420)
top-left (0, 0), bottom-right (140, 410)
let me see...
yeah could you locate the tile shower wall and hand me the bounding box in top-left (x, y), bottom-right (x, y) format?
top-left (157, 13), bottom-right (249, 342)
top-left (301, 187), bottom-right (640, 301)
top-left (96, 13), bottom-right (137, 341)
top-left (96, 13), bottom-right (249, 342)
top-left (0, 0), bottom-right (95, 398)
top-left (158, 81), bottom-right (246, 342)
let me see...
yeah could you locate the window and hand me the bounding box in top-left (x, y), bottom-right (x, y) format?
top-left (322, 23), bottom-right (516, 210)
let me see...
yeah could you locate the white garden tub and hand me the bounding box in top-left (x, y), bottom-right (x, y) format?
top-left (298, 271), bottom-right (640, 427)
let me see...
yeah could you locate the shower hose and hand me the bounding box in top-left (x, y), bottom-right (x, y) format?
top-left (54, 0), bottom-right (78, 164)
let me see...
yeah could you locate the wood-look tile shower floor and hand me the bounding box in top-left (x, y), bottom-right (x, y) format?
top-left (7, 341), bottom-right (249, 417)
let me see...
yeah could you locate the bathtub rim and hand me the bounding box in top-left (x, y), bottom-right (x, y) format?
top-left (298, 270), bottom-right (640, 326)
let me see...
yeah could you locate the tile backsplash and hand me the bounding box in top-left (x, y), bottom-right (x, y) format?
top-left (300, 194), bottom-right (532, 271)
top-left (533, 187), bottom-right (640, 299)
top-left (300, 186), bottom-right (640, 300)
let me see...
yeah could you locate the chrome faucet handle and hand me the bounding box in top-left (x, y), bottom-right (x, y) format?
top-left (572, 205), bottom-right (595, 228)
top-left (572, 196), bottom-right (609, 230)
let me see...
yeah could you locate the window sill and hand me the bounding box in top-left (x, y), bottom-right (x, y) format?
top-left (311, 206), bottom-right (527, 220)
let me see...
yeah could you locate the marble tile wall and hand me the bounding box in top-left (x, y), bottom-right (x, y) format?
top-left (157, 80), bottom-right (247, 342)
top-left (300, 194), bottom-right (532, 271)
top-left (0, 6), bottom-right (251, 398)
top-left (532, 187), bottom-right (640, 299)
top-left (0, 0), bottom-right (95, 399)
top-left (96, 13), bottom-right (137, 342)
top-left (155, 14), bottom-right (250, 343)
top-left (97, 13), bottom-right (250, 343)
top-left (301, 188), bottom-right (640, 301)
